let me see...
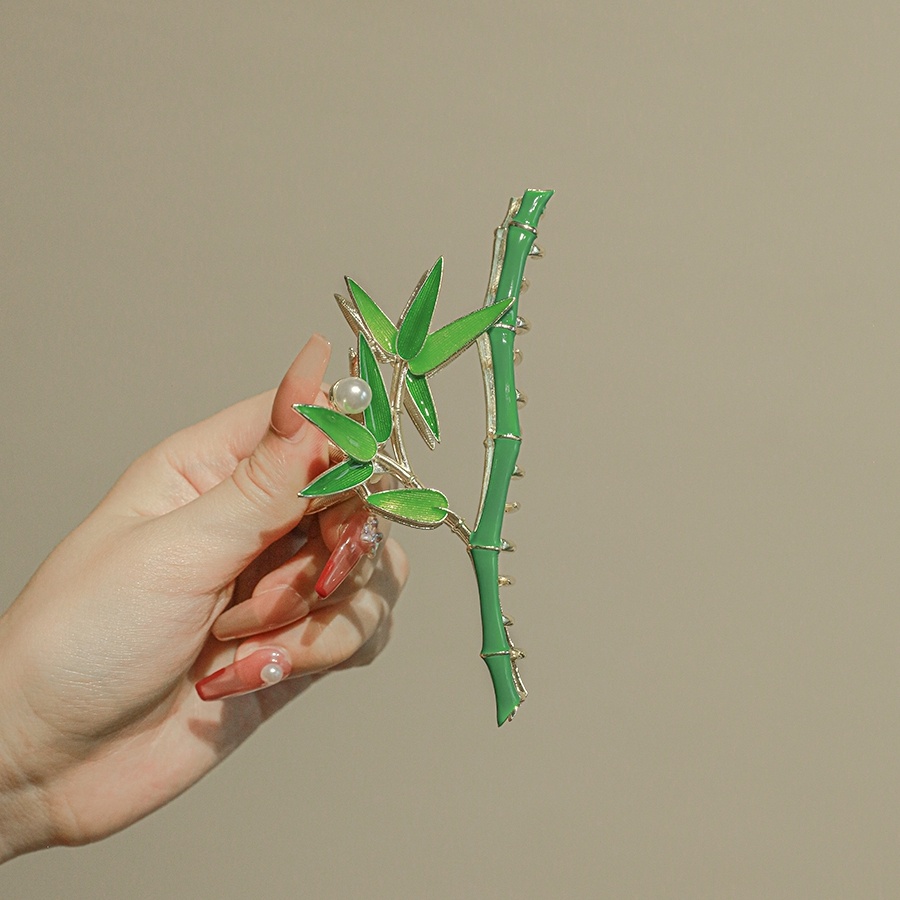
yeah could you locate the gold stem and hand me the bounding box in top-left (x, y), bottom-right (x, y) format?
top-left (374, 452), bottom-right (420, 487)
top-left (443, 510), bottom-right (471, 544)
top-left (389, 360), bottom-right (412, 472)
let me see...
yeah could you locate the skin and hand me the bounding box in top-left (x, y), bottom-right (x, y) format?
top-left (0, 335), bottom-right (408, 861)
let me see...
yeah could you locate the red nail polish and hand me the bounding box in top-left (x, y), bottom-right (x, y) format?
top-left (315, 511), bottom-right (383, 598)
top-left (196, 647), bottom-right (292, 701)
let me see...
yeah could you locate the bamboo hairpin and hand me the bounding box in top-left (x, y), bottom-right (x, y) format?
top-left (295, 190), bottom-right (553, 725)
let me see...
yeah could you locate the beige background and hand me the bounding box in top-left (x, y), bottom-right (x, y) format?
top-left (3, 2), bottom-right (900, 897)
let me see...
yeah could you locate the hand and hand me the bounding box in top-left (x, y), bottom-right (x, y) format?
top-left (0, 335), bottom-right (408, 860)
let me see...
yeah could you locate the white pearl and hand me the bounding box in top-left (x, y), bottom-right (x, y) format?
top-left (331, 377), bottom-right (373, 414)
top-left (259, 663), bottom-right (285, 685)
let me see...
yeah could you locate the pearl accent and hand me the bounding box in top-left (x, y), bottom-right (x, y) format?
top-left (259, 663), bottom-right (285, 685)
top-left (331, 377), bottom-right (373, 415)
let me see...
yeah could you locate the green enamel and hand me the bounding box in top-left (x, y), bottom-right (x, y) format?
top-left (407, 297), bottom-right (515, 376)
top-left (292, 404), bottom-right (378, 462)
top-left (358, 333), bottom-right (392, 443)
top-left (300, 459), bottom-right (374, 497)
top-left (471, 436), bottom-right (520, 543)
top-left (490, 328), bottom-right (520, 436)
top-left (488, 189), bottom-right (553, 437)
top-left (367, 488), bottom-right (449, 526)
top-left (517, 189), bottom-right (554, 226)
top-left (404, 372), bottom-right (440, 444)
top-left (469, 189), bottom-right (553, 726)
top-left (396, 257), bottom-right (443, 360)
top-left (346, 278), bottom-right (397, 354)
top-left (470, 547), bottom-right (523, 726)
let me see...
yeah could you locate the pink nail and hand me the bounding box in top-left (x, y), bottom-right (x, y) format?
top-left (315, 511), bottom-right (383, 598)
top-left (271, 334), bottom-right (332, 441)
top-left (196, 647), bottom-right (292, 701)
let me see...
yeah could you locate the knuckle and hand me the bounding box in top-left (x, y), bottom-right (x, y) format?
top-left (230, 444), bottom-right (283, 508)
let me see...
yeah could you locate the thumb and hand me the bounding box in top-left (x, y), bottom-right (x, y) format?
top-left (162, 334), bottom-right (333, 581)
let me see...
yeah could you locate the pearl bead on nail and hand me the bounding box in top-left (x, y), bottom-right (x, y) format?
top-left (260, 663), bottom-right (285, 685)
top-left (331, 377), bottom-right (373, 415)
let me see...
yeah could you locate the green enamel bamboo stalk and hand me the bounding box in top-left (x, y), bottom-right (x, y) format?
top-left (471, 189), bottom-right (553, 724)
top-left (294, 190), bottom-right (552, 725)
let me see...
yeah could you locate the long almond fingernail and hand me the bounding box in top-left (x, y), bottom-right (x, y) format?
top-left (271, 334), bottom-right (332, 441)
top-left (314, 511), bottom-right (383, 598)
top-left (196, 647), bottom-right (292, 701)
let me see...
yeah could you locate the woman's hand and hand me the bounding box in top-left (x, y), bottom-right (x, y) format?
top-left (0, 335), bottom-right (408, 860)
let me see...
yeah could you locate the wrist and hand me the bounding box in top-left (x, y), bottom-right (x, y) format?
top-left (0, 621), bottom-right (56, 862)
top-left (0, 714), bottom-right (57, 862)
top-left (0, 760), bottom-right (54, 862)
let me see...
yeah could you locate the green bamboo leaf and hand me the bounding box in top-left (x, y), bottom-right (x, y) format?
top-left (300, 459), bottom-right (374, 497)
top-left (292, 404), bottom-right (378, 462)
top-left (407, 297), bottom-right (515, 376)
top-left (346, 278), bottom-right (397, 355)
top-left (367, 488), bottom-right (449, 527)
top-left (358, 333), bottom-right (392, 443)
top-left (396, 257), bottom-right (443, 360)
top-left (404, 372), bottom-right (440, 447)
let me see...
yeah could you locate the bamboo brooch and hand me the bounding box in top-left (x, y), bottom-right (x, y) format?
top-left (295, 189), bottom-right (552, 725)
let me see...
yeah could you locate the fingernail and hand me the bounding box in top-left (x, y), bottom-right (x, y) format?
top-left (271, 334), bottom-right (332, 441)
top-left (315, 511), bottom-right (383, 598)
top-left (196, 647), bottom-right (292, 701)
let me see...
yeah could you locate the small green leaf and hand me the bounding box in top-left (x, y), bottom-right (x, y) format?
top-left (396, 258), bottom-right (443, 360)
top-left (367, 488), bottom-right (449, 527)
top-left (404, 372), bottom-right (440, 446)
top-left (292, 404), bottom-right (378, 462)
top-left (407, 297), bottom-right (515, 376)
top-left (300, 459), bottom-right (374, 497)
top-left (346, 278), bottom-right (397, 355)
top-left (358, 333), bottom-right (392, 443)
